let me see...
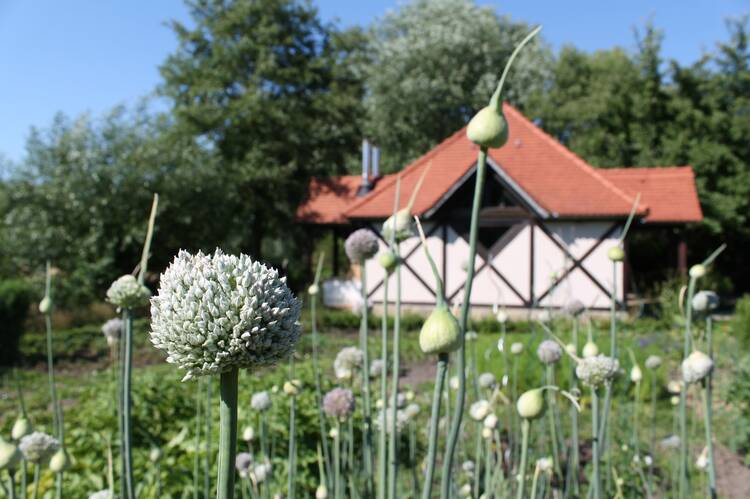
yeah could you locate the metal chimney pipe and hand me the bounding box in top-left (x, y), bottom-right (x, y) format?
top-left (372, 146), bottom-right (380, 179)
top-left (361, 139), bottom-right (371, 186)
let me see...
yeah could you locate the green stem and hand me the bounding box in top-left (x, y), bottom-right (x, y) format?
top-left (194, 378), bottom-right (202, 499)
top-left (9, 470), bottom-right (16, 499)
top-left (122, 310), bottom-right (135, 499)
top-left (206, 376), bottom-right (212, 498)
top-left (31, 465), bottom-right (39, 499)
top-left (422, 354), bottom-right (448, 499)
top-left (217, 368), bottom-right (239, 499)
top-left (633, 381), bottom-right (641, 457)
top-left (440, 148), bottom-right (488, 498)
top-left (335, 419), bottom-right (342, 499)
top-left (474, 422), bottom-right (482, 499)
top-left (378, 277), bottom-right (389, 499)
top-left (387, 243), bottom-right (402, 499)
top-left (704, 316), bottom-right (717, 499)
top-left (591, 388), bottom-right (601, 499)
top-left (311, 291), bottom-right (333, 492)
top-left (484, 432), bottom-right (492, 496)
top-left (546, 365), bottom-right (562, 481)
top-left (21, 462), bottom-right (27, 499)
top-left (568, 319), bottom-right (580, 496)
top-left (530, 466), bottom-right (540, 499)
top-left (678, 276), bottom-right (696, 499)
top-left (511, 356), bottom-right (519, 467)
top-left (288, 394), bottom-right (297, 498)
top-left (360, 265), bottom-right (374, 496)
top-left (516, 419), bottom-right (531, 499)
top-left (648, 371), bottom-right (657, 487)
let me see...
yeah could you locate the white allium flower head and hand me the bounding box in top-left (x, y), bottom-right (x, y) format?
top-left (235, 452), bottom-right (253, 477)
top-left (251, 391), bottom-right (272, 412)
top-left (89, 491), bottom-right (113, 499)
top-left (536, 456), bottom-right (554, 472)
top-left (459, 483), bottom-right (472, 497)
top-left (563, 299), bottom-right (585, 317)
top-left (461, 460), bottom-right (475, 473)
top-left (469, 400), bottom-right (491, 421)
top-left (344, 229), bottom-right (380, 263)
top-left (334, 346), bottom-right (364, 380)
top-left (483, 413), bottom-right (498, 429)
top-left (465, 331), bottom-right (478, 342)
top-left (374, 407), bottom-right (408, 434)
top-left (449, 375), bottom-right (460, 390)
top-left (575, 355), bottom-right (620, 387)
top-left (18, 432), bottom-right (59, 463)
top-left (660, 435), bottom-right (681, 450)
top-left (404, 403), bottom-right (420, 420)
top-left (537, 340), bottom-right (562, 365)
top-left (692, 290), bottom-right (719, 313)
top-left (695, 447), bottom-right (709, 470)
top-left (681, 351), bottom-right (713, 384)
top-left (478, 372), bottom-right (496, 389)
top-left (645, 355), bottom-right (662, 370)
top-left (495, 310), bottom-right (508, 324)
top-left (106, 274), bottom-right (151, 309)
top-left (101, 318), bottom-right (123, 345)
top-left (252, 462), bottom-right (272, 483)
top-left (150, 250), bottom-right (302, 381)
top-left (667, 380), bottom-right (683, 394)
top-left (510, 342), bottom-right (524, 355)
top-left (370, 359), bottom-right (385, 378)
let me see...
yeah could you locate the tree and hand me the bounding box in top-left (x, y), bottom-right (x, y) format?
top-left (364, 0), bottom-right (552, 171)
top-left (159, 0), bottom-right (366, 259)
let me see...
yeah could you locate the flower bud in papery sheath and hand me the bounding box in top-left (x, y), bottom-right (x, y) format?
top-left (101, 318), bottom-right (123, 346)
top-left (645, 355), bottom-right (662, 370)
top-left (630, 365), bottom-right (643, 383)
top-left (345, 229), bottom-right (379, 263)
top-left (465, 331), bottom-right (478, 342)
top-left (49, 448), bottom-right (71, 472)
top-left (692, 290), bottom-right (719, 313)
top-left (496, 310), bottom-right (508, 324)
top-left (378, 250), bottom-right (399, 274)
top-left (419, 306), bottom-right (461, 355)
top-left (469, 400), bottom-right (491, 421)
top-left (107, 274), bottom-right (151, 309)
top-left (323, 387), bottom-right (355, 419)
top-left (681, 351), bottom-right (713, 384)
top-left (19, 432), bottom-right (59, 463)
top-left (667, 380), bottom-right (682, 394)
top-left (334, 346), bottom-right (364, 380)
top-left (449, 376), bottom-right (460, 390)
top-left (478, 372), bottom-right (496, 389)
top-left (481, 427), bottom-right (493, 439)
top-left (565, 343), bottom-right (577, 356)
top-left (466, 106), bottom-right (509, 149)
top-left (149, 250), bottom-right (301, 381)
top-left (537, 340), bottom-right (562, 365)
top-left (316, 484), bottom-right (328, 499)
top-left (689, 264), bottom-right (706, 279)
top-left (308, 284), bottom-right (319, 296)
top-left (242, 426), bottom-right (255, 442)
top-left (149, 447), bottom-right (163, 463)
top-left (38, 296), bottom-right (53, 315)
top-left (582, 341), bottom-right (599, 358)
top-left (251, 391), bottom-right (272, 412)
top-left (575, 355), bottom-right (619, 387)
top-left (607, 246), bottom-right (625, 262)
top-left (517, 388), bottom-right (545, 420)
top-left (0, 438), bottom-right (21, 470)
top-left (382, 209), bottom-right (414, 243)
top-left (12, 417), bottom-right (32, 440)
top-left (235, 452), bottom-right (252, 477)
top-left (483, 413), bottom-right (498, 429)
top-left (283, 379), bottom-right (301, 396)
top-left (510, 342), bottom-right (524, 355)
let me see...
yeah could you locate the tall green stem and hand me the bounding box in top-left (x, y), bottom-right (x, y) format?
top-left (311, 283), bottom-right (332, 491)
top-left (516, 419), bottom-right (531, 499)
top-left (122, 310), bottom-right (135, 499)
top-left (287, 392), bottom-right (297, 498)
top-left (704, 315), bottom-right (717, 499)
top-left (387, 243), bottom-right (401, 499)
top-left (423, 354), bottom-right (447, 499)
top-left (648, 370), bottom-right (657, 487)
top-left (8, 470), bottom-right (16, 499)
top-left (378, 277), bottom-right (389, 499)
top-left (591, 388), bottom-right (601, 499)
top-left (31, 465), bottom-right (39, 499)
top-left (546, 365), bottom-right (562, 481)
top-left (206, 377), bottom-right (213, 498)
top-left (334, 419), bottom-right (342, 499)
top-left (194, 378), bottom-right (202, 499)
top-left (217, 368), bottom-right (239, 499)
top-left (440, 148), bottom-right (488, 498)
top-left (678, 277), bottom-right (696, 499)
top-left (567, 318), bottom-right (580, 496)
top-left (360, 265), bottom-right (374, 496)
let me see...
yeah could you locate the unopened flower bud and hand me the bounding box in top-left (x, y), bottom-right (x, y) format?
top-left (308, 284), bottom-right (319, 296)
top-left (496, 310), bottom-right (508, 324)
top-left (582, 341), bottom-right (599, 358)
top-left (316, 484), bottom-right (328, 499)
top-left (510, 342), bottom-right (523, 355)
top-left (565, 343), bottom-right (577, 356)
top-left (607, 246), bottom-right (625, 262)
top-left (645, 355), bottom-right (662, 370)
top-left (0, 439), bottom-right (21, 470)
top-left (670, 395), bottom-right (680, 406)
top-left (49, 448), bottom-right (70, 473)
top-left (378, 251), bottom-right (398, 274)
top-left (483, 413), bottom-right (498, 429)
top-left (382, 210), bottom-right (414, 243)
top-left (419, 306), bottom-right (460, 355)
top-left (466, 106), bottom-right (509, 149)
top-left (630, 365), bottom-right (643, 383)
top-left (243, 426), bottom-right (255, 442)
top-left (11, 417), bottom-right (32, 440)
top-left (149, 447), bottom-right (162, 463)
top-left (469, 400), bottom-right (491, 422)
top-left (481, 427), bottom-right (493, 439)
top-left (689, 264), bottom-right (706, 279)
top-left (283, 379), bottom-right (301, 396)
top-left (39, 296), bottom-right (53, 315)
top-left (692, 290), bottom-right (719, 313)
top-left (517, 389), bottom-right (545, 420)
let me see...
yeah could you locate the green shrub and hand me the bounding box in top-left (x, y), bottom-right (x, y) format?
top-left (0, 279), bottom-right (33, 366)
top-left (726, 354), bottom-right (750, 465)
top-left (733, 294), bottom-right (750, 347)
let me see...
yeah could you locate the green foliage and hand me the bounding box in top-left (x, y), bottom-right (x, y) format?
top-left (732, 294), bottom-right (750, 347)
top-left (365, 0), bottom-right (551, 171)
top-left (0, 278), bottom-right (32, 366)
top-left (726, 354), bottom-right (750, 465)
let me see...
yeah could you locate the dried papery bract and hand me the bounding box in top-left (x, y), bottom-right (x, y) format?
top-left (150, 249), bottom-right (301, 499)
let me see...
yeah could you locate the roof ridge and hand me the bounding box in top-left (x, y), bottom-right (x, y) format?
top-left (603, 165), bottom-right (694, 174)
top-left (344, 126), bottom-right (473, 216)
top-left (502, 103), bottom-right (648, 215)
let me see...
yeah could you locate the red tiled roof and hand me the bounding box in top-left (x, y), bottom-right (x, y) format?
top-left (297, 104), bottom-right (702, 224)
top-left (295, 175), bottom-right (363, 224)
top-left (600, 167), bottom-right (703, 223)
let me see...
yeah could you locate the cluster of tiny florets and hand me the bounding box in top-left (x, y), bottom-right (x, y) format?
top-left (150, 250), bottom-right (302, 381)
top-left (478, 372), bottom-right (496, 389)
top-left (345, 229), bottom-right (380, 263)
top-left (323, 388), bottom-right (356, 419)
top-left (251, 391), bottom-right (272, 412)
top-left (370, 359), bottom-right (385, 378)
top-left (334, 347), bottom-right (364, 380)
top-left (106, 275), bottom-right (151, 309)
top-left (537, 340), bottom-right (562, 365)
top-left (575, 355), bottom-right (620, 387)
top-left (563, 299), bottom-right (585, 317)
top-left (101, 318), bottom-right (123, 345)
top-left (235, 452), bottom-right (253, 477)
top-left (18, 432), bottom-right (59, 463)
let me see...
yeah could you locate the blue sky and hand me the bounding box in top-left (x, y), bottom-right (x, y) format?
top-left (0, 0), bottom-right (746, 163)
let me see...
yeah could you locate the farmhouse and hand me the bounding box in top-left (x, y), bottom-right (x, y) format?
top-left (297, 104), bottom-right (702, 312)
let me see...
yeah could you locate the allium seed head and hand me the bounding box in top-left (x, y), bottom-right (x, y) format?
top-left (334, 346), bottom-right (364, 380)
top-left (106, 274), bottom-right (150, 309)
top-left (478, 372), bottom-right (496, 389)
top-left (149, 250), bottom-right (301, 381)
top-left (537, 340), bottom-right (562, 365)
top-left (575, 355), bottom-right (619, 387)
top-left (469, 400), bottom-right (491, 421)
top-left (345, 229), bottom-right (379, 263)
top-left (251, 391), bottom-right (272, 412)
top-left (681, 351), bottom-right (713, 384)
top-left (235, 452), bottom-right (253, 477)
top-left (510, 342), bottom-right (524, 355)
top-left (645, 355), bottom-right (662, 370)
top-left (323, 388), bottom-right (355, 419)
top-left (101, 318), bottom-right (123, 346)
top-left (18, 432), bottom-right (59, 463)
